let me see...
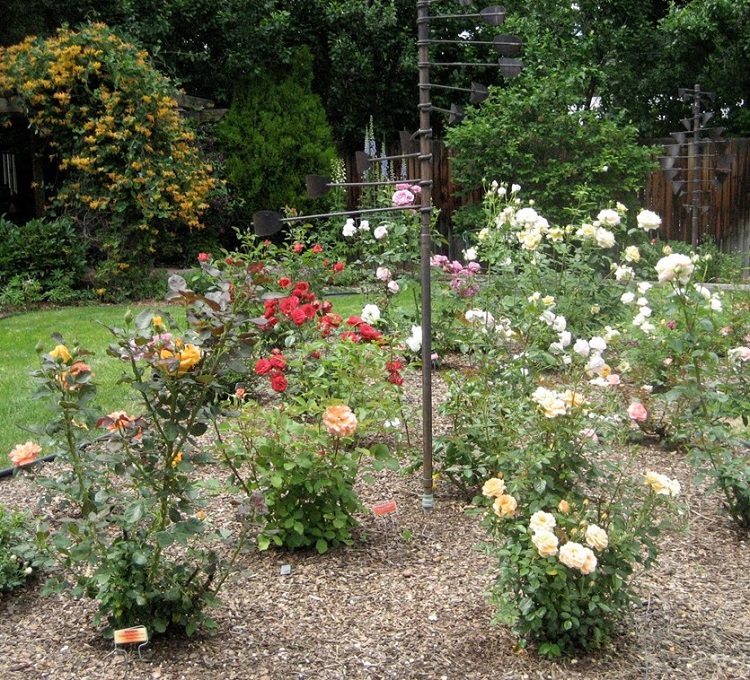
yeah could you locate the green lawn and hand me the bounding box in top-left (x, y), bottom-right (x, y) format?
top-left (0, 292), bottom-right (380, 469)
top-left (0, 304), bottom-right (153, 468)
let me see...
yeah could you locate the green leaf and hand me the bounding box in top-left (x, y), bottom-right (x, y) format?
top-left (132, 551), bottom-right (148, 565)
top-left (315, 538), bottom-right (328, 554)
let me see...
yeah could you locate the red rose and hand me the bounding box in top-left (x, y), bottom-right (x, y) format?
top-left (309, 350), bottom-right (321, 359)
top-left (270, 371), bottom-right (288, 392)
top-left (333, 261), bottom-right (345, 273)
top-left (278, 277), bottom-right (292, 288)
top-left (386, 360), bottom-right (404, 372)
top-left (225, 257), bottom-right (233, 265)
top-left (301, 303), bottom-right (317, 320)
top-left (269, 354), bottom-right (287, 370)
top-left (290, 307), bottom-right (308, 326)
top-left (293, 281), bottom-right (310, 294)
top-left (264, 316), bottom-right (279, 328)
top-left (387, 372), bottom-right (404, 386)
top-left (293, 242), bottom-right (304, 253)
top-left (341, 331), bottom-right (360, 343)
top-left (358, 323), bottom-right (382, 342)
top-left (346, 315), bottom-right (363, 326)
top-left (254, 358), bottom-right (272, 375)
top-left (279, 295), bottom-right (300, 315)
top-left (263, 239), bottom-right (271, 246)
top-left (197, 252), bottom-right (211, 262)
top-left (320, 300), bottom-right (333, 314)
top-left (311, 244), bottom-right (323, 253)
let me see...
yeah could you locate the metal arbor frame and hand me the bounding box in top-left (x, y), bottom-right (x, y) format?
top-left (253, 1), bottom-right (522, 511)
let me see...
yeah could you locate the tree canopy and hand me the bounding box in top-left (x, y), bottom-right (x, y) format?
top-left (1, 0), bottom-right (747, 145)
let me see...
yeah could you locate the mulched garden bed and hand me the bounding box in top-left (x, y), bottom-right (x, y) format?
top-left (0, 368), bottom-right (749, 680)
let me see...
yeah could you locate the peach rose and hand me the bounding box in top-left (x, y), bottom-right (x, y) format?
top-left (558, 499), bottom-right (571, 514)
top-left (531, 529), bottom-right (559, 558)
top-left (9, 440), bottom-right (42, 467)
top-left (493, 494), bottom-right (518, 517)
top-left (482, 477), bottom-right (506, 498)
top-left (323, 404), bottom-right (358, 438)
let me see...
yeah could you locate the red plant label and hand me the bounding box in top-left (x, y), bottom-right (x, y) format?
top-left (373, 500), bottom-right (397, 516)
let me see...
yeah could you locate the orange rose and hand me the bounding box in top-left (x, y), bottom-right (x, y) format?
top-left (9, 440), bottom-right (42, 467)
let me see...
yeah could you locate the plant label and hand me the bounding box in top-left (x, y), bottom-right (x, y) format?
top-left (114, 626), bottom-right (148, 645)
top-left (373, 500), bottom-right (397, 516)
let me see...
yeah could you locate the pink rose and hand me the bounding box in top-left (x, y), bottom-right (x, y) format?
top-left (392, 189), bottom-right (415, 207)
top-left (628, 402), bottom-right (648, 422)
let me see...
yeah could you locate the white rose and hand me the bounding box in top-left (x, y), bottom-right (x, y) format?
top-left (374, 225), bottom-right (388, 240)
top-left (573, 339), bottom-right (590, 357)
top-left (596, 209), bottom-right (621, 227)
top-left (595, 227), bottom-right (616, 249)
top-left (655, 253), bottom-right (694, 284)
top-left (342, 219), bottom-right (357, 237)
top-left (529, 511), bottom-right (556, 534)
top-left (559, 542), bottom-right (597, 575)
top-left (637, 209), bottom-right (662, 231)
top-left (361, 304), bottom-right (381, 324)
top-left (376, 266), bottom-right (391, 281)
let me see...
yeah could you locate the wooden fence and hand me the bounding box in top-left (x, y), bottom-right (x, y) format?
top-left (642, 138), bottom-right (750, 259)
top-left (341, 138), bottom-right (750, 261)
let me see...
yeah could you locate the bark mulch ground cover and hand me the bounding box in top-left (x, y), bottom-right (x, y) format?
top-left (0, 368), bottom-right (748, 679)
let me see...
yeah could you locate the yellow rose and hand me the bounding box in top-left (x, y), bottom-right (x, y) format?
top-left (49, 344), bottom-right (72, 363)
top-left (482, 477), bottom-right (506, 498)
top-left (160, 342), bottom-right (202, 375)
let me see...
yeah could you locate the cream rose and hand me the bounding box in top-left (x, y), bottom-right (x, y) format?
top-left (532, 529), bottom-right (559, 558)
top-left (482, 477), bottom-right (506, 498)
top-left (585, 524), bottom-right (609, 551)
top-left (559, 541), bottom-right (597, 575)
top-left (529, 510), bottom-right (556, 534)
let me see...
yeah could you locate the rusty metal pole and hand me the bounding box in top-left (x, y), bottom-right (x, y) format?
top-left (417, 0), bottom-right (434, 511)
top-left (690, 83), bottom-right (701, 248)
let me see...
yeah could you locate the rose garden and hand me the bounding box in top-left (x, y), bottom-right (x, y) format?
top-left (1, 14), bottom-right (750, 680)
